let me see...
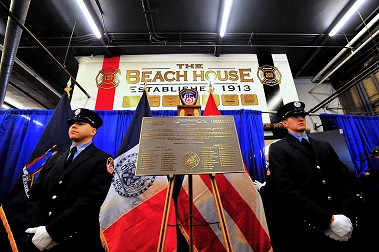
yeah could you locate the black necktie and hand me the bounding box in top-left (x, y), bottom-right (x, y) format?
top-left (65, 146), bottom-right (77, 167)
top-left (301, 138), bottom-right (309, 144)
top-left (301, 138), bottom-right (311, 148)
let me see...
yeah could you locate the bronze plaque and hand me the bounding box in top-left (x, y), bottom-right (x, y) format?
top-left (221, 94), bottom-right (239, 106)
top-left (123, 95), bottom-right (160, 107)
top-left (201, 94), bottom-right (220, 106)
top-left (136, 116), bottom-right (245, 176)
top-left (147, 95), bottom-right (160, 107)
top-left (122, 96), bottom-right (141, 107)
top-left (162, 95), bottom-right (180, 106)
top-left (241, 94), bottom-right (258, 105)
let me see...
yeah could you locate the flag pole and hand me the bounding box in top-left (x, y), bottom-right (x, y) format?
top-left (0, 206), bottom-right (18, 252)
top-left (157, 174), bottom-right (175, 252)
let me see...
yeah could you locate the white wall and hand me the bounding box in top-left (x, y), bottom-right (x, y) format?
top-left (294, 77), bottom-right (343, 133)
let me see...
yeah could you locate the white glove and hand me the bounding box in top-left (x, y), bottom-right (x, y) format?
top-left (25, 226), bottom-right (55, 251)
top-left (328, 214), bottom-right (353, 240)
top-left (45, 240), bottom-right (59, 250)
top-left (324, 227), bottom-right (351, 241)
top-left (253, 180), bottom-right (266, 191)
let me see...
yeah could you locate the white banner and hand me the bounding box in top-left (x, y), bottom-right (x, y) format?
top-left (71, 54), bottom-right (299, 124)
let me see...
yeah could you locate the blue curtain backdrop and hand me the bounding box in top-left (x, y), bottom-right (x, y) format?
top-left (320, 113), bottom-right (379, 178)
top-left (0, 109), bottom-right (266, 203)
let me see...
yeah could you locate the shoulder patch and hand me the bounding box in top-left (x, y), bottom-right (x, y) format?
top-left (106, 157), bottom-right (114, 174)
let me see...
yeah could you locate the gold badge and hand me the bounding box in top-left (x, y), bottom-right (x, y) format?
top-left (257, 65), bottom-right (282, 86)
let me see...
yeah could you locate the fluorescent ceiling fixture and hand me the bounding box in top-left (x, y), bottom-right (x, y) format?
top-left (76, 0), bottom-right (101, 39)
top-left (329, 0), bottom-right (367, 37)
top-left (219, 0), bottom-right (233, 37)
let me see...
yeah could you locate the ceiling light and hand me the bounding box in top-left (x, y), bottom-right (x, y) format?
top-left (75, 0), bottom-right (101, 39)
top-left (329, 0), bottom-right (367, 37)
top-left (219, 0), bottom-right (233, 37)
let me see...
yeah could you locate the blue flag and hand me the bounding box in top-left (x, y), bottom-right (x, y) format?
top-left (116, 89), bottom-right (152, 156)
top-left (24, 92), bottom-right (73, 194)
top-left (0, 92), bottom-right (73, 252)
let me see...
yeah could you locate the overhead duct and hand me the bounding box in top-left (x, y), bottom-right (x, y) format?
top-left (0, 0), bottom-right (31, 107)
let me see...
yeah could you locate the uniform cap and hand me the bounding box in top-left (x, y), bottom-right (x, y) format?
top-left (276, 101), bottom-right (308, 120)
top-left (67, 108), bottom-right (103, 129)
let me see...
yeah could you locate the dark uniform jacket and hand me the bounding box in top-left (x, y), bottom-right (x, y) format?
top-left (268, 133), bottom-right (358, 251)
top-left (27, 143), bottom-right (113, 252)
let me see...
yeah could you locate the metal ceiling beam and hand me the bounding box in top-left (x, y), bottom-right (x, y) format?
top-left (308, 57), bottom-right (379, 113)
top-left (3, 101), bottom-right (17, 109)
top-left (294, 1), bottom-right (358, 78)
top-left (308, 27), bottom-right (379, 94)
top-left (311, 12), bottom-right (379, 84)
top-left (8, 81), bottom-right (49, 109)
top-left (0, 0), bottom-right (91, 99)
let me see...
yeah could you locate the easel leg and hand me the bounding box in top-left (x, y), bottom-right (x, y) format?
top-left (209, 174), bottom-right (234, 252)
top-left (157, 175), bottom-right (175, 252)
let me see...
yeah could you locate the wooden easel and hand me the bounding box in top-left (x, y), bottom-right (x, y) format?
top-left (157, 105), bottom-right (234, 252)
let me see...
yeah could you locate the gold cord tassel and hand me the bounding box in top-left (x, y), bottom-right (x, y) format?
top-left (0, 205), bottom-right (18, 252)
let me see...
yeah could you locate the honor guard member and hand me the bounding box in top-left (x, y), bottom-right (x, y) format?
top-left (267, 101), bottom-right (360, 252)
top-left (358, 145), bottom-right (379, 248)
top-left (26, 108), bottom-right (114, 252)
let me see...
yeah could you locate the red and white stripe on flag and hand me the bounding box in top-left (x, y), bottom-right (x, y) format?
top-left (177, 173), bottom-right (272, 252)
top-left (176, 91), bottom-right (272, 251)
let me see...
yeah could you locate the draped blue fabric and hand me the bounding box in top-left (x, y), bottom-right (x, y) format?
top-left (221, 109), bottom-right (266, 181)
top-left (0, 110), bottom-right (55, 203)
top-left (0, 109), bottom-right (266, 203)
top-left (320, 113), bottom-right (379, 178)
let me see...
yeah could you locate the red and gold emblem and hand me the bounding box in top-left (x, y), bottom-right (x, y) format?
top-left (179, 89), bottom-right (198, 105)
top-left (106, 157), bottom-right (114, 174)
top-left (96, 67), bottom-right (121, 89)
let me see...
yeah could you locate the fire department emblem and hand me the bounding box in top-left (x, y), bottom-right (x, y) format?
top-left (257, 65), bottom-right (282, 86)
top-left (179, 89), bottom-right (198, 105)
top-left (112, 152), bottom-right (155, 197)
top-left (106, 157), bottom-right (114, 174)
top-left (96, 67), bottom-right (121, 89)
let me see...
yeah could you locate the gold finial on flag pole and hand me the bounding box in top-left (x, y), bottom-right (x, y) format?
top-left (143, 82), bottom-right (148, 95)
top-left (64, 79), bottom-right (73, 99)
top-left (208, 80), bottom-right (215, 94)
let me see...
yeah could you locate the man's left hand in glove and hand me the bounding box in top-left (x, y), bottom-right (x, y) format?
top-left (26, 226), bottom-right (58, 251)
